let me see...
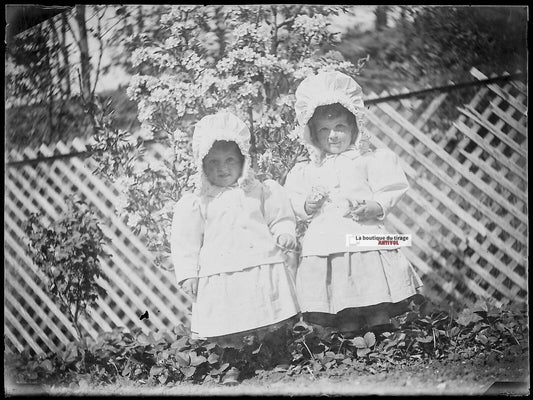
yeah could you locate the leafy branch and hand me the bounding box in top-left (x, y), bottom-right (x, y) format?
top-left (23, 196), bottom-right (109, 344)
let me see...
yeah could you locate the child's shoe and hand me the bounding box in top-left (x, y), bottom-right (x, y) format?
top-left (336, 313), bottom-right (366, 338)
top-left (222, 367), bottom-right (240, 386)
top-left (363, 308), bottom-right (397, 336)
top-left (338, 322), bottom-right (366, 338)
top-left (368, 323), bottom-right (398, 337)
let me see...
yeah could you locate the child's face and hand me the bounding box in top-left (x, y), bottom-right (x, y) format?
top-left (203, 141), bottom-right (244, 187)
top-left (313, 114), bottom-right (356, 154)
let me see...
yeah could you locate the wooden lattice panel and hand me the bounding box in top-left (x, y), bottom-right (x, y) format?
top-left (365, 68), bottom-right (527, 308)
top-left (4, 138), bottom-right (192, 355)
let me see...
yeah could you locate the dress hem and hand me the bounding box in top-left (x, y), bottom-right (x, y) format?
top-left (298, 289), bottom-right (421, 314)
top-left (194, 310), bottom-right (299, 339)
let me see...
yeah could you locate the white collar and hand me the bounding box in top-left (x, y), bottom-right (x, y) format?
top-left (319, 146), bottom-right (362, 164)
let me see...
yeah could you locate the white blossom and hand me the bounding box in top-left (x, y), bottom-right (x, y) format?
top-left (131, 48), bottom-right (148, 68)
top-left (228, 47), bottom-right (257, 63)
top-left (149, 87), bottom-right (171, 103)
top-left (114, 193), bottom-right (129, 216)
top-left (182, 50), bottom-right (206, 70)
top-left (172, 128), bottom-right (189, 143)
top-left (256, 23), bottom-right (273, 43)
top-left (115, 175), bottom-right (136, 191)
top-left (159, 201), bottom-right (175, 216)
top-left (287, 126), bottom-right (304, 141)
top-left (232, 22), bottom-right (254, 39)
top-left (293, 65), bottom-right (316, 80)
top-left (148, 159), bottom-right (166, 172)
top-left (254, 54), bottom-right (278, 69)
top-left (276, 94), bottom-right (295, 108)
top-left (258, 112), bottom-right (284, 130)
top-left (230, 22), bottom-right (272, 47)
top-left (203, 96), bottom-right (218, 109)
top-left (164, 36), bottom-right (182, 49)
top-left (237, 82), bottom-right (259, 98)
top-left (258, 150), bottom-right (273, 168)
top-left (138, 99), bottom-right (156, 123)
top-left (294, 14), bottom-right (328, 35)
top-left (133, 159), bottom-right (149, 174)
top-left (157, 147), bottom-right (175, 162)
top-left (126, 75), bottom-right (143, 100)
top-left (215, 75), bottom-right (240, 91)
top-left (126, 213), bottom-right (141, 228)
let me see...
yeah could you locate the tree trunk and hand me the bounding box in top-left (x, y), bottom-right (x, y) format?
top-left (375, 6), bottom-right (389, 31)
top-left (48, 18), bottom-right (67, 101)
top-left (270, 6), bottom-right (279, 55)
top-left (61, 12), bottom-right (71, 97)
top-left (214, 6), bottom-right (226, 60)
top-left (42, 24), bottom-right (55, 143)
top-left (75, 5), bottom-right (92, 101)
top-left (136, 5), bottom-right (144, 34)
top-left (247, 105), bottom-right (257, 170)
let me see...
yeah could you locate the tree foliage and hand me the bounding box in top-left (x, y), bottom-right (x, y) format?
top-left (6, 17), bottom-right (73, 145)
top-left (5, 5), bottom-right (115, 149)
top-left (408, 6), bottom-right (526, 75)
top-left (356, 6), bottom-right (527, 87)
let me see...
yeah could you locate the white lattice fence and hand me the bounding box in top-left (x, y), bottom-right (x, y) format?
top-left (5, 137), bottom-right (192, 356)
top-left (365, 68), bottom-right (527, 308)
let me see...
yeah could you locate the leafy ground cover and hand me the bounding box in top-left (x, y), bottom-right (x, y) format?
top-left (7, 354), bottom-right (528, 396)
top-left (4, 299), bottom-right (529, 396)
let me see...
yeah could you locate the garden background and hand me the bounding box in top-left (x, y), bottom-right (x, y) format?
top-left (4, 5), bottom-right (529, 395)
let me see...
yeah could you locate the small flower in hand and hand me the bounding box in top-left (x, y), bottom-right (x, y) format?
top-left (304, 186), bottom-right (329, 215)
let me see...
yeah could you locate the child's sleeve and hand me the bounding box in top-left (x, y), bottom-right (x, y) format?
top-left (262, 179), bottom-right (296, 239)
top-left (283, 163), bottom-right (309, 221)
top-left (170, 193), bottom-right (204, 285)
top-left (368, 149), bottom-right (409, 218)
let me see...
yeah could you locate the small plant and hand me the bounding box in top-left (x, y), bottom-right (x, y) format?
top-left (350, 332), bottom-right (377, 358)
top-left (23, 196), bottom-right (109, 342)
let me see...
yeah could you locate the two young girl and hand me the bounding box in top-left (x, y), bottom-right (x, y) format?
top-left (171, 72), bottom-right (422, 347)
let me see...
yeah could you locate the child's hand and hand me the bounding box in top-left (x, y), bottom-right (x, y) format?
top-left (304, 192), bottom-right (328, 215)
top-left (349, 200), bottom-right (384, 222)
top-left (180, 278), bottom-right (199, 301)
top-left (277, 233), bottom-right (297, 251)
top-left (277, 234), bottom-right (298, 281)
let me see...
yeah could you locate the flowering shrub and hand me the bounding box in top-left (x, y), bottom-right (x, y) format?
top-left (89, 5), bottom-right (368, 269)
top-left (23, 197), bottom-right (109, 341)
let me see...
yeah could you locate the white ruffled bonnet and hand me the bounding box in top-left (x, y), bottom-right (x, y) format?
top-left (192, 112), bottom-right (256, 195)
top-left (294, 71), bottom-right (371, 163)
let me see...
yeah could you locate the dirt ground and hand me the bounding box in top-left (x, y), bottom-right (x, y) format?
top-left (5, 353), bottom-right (529, 396)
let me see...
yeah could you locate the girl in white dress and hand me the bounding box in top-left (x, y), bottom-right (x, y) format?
top-left (170, 112), bottom-right (300, 349)
top-left (285, 71), bottom-right (423, 337)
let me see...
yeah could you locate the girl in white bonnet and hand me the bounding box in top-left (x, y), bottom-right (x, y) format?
top-left (170, 112), bottom-right (300, 354)
top-left (284, 71), bottom-right (423, 337)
